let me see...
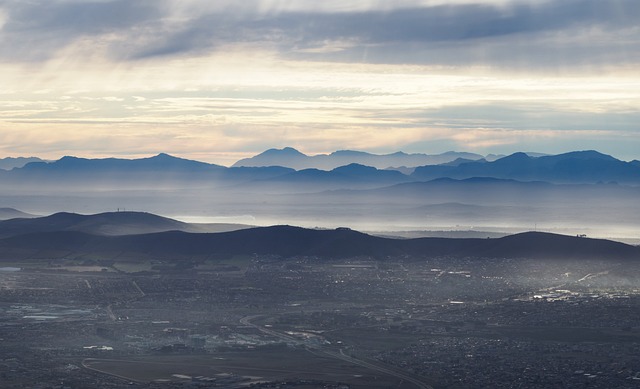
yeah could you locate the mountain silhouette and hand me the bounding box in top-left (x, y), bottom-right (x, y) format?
top-left (237, 163), bottom-right (410, 191)
top-left (0, 211), bottom-right (250, 238)
top-left (412, 150), bottom-right (640, 184)
top-left (0, 157), bottom-right (44, 170)
top-left (0, 224), bottom-right (637, 261)
top-left (20, 153), bottom-right (221, 173)
top-left (0, 208), bottom-right (38, 220)
top-left (233, 147), bottom-right (484, 170)
top-left (4, 153), bottom-right (294, 186)
top-left (5, 150), bottom-right (638, 189)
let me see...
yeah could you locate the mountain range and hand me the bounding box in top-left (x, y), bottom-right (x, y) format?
top-left (1, 148), bottom-right (639, 237)
top-left (1, 153), bottom-right (293, 188)
top-left (0, 157), bottom-right (44, 170)
top-left (232, 147), bottom-right (487, 170)
top-left (2, 149), bottom-right (638, 187)
top-left (411, 151), bottom-right (640, 184)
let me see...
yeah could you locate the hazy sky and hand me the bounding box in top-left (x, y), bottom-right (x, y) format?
top-left (0, 0), bottom-right (639, 165)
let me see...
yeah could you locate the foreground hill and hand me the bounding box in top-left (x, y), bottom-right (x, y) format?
top-left (0, 211), bottom-right (250, 238)
top-left (0, 226), bottom-right (637, 262)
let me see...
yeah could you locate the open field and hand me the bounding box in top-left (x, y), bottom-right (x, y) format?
top-left (83, 348), bottom-right (415, 388)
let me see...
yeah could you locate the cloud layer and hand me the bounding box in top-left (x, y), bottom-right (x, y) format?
top-left (2, 0), bottom-right (638, 67)
top-left (0, 0), bottom-right (638, 163)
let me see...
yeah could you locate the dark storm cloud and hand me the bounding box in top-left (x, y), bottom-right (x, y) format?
top-left (295, 0), bottom-right (639, 44)
top-left (0, 0), bottom-right (638, 67)
top-left (0, 0), bottom-right (161, 61)
top-left (7, 0), bottom-right (158, 34)
top-left (270, 0), bottom-right (640, 67)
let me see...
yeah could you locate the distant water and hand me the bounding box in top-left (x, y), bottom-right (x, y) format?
top-left (172, 215), bottom-right (258, 224)
top-left (0, 267), bottom-right (20, 272)
top-left (23, 315), bottom-right (58, 320)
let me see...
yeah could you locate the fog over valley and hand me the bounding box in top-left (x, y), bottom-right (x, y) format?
top-left (2, 148), bottom-right (639, 243)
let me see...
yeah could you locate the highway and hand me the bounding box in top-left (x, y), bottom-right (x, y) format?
top-left (240, 315), bottom-right (433, 389)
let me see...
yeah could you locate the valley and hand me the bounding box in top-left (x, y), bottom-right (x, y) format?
top-left (2, 238), bottom-right (640, 388)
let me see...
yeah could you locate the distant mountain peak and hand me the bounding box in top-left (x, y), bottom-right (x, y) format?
top-left (233, 148), bottom-right (484, 170)
top-left (330, 150), bottom-right (371, 157)
top-left (554, 150), bottom-right (616, 161)
top-left (145, 153), bottom-right (213, 165)
top-left (59, 155), bottom-right (80, 161)
top-left (262, 147), bottom-right (306, 156)
top-left (0, 156), bottom-right (46, 170)
top-left (332, 163), bottom-right (378, 173)
top-left (13, 153), bottom-right (223, 176)
top-left (411, 148), bottom-right (639, 184)
top-left (503, 152), bottom-right (532, 159)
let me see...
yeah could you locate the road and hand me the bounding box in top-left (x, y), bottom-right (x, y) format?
top-left (240, 315), bottom-right (433, 389)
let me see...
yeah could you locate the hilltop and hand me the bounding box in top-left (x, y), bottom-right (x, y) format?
top-left (0, 211), bottom-right (251, 238)
top-left (0, 219), bottom-right (636, 261)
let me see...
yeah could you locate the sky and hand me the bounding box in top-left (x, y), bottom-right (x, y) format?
top-left (0, 0), bottom-right (639, 165)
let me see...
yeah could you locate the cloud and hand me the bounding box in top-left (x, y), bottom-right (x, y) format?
top-left (277, 0), bottom-right (640, 69)
top-left (0, 0), bottom-right (637, 162)
top-left (0, 0), bottom-right (638, 70)
top-left (0, 0), bottom-right (161, 61)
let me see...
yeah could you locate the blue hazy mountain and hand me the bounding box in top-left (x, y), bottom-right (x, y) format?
top-left (240, 163), bottom-right (411, 191)
top-left (5, 150), bottom-right (636, 187)
top-left (412, 150), bottom-right (640, 184)
top-left (290, 177), bottom-right (640, 231)
top-left (1, 150), bottom-right (639, 231)
top-left (232, 147), bottom-right (484, 170)
top-left (0, 157), bottom-right (44, 170)
top-left (19, 153), bottom-right (222, 174)
top-left (325, 177), bottom-right (640, 206)
top-left (3, 153), bottom-right (294, 186)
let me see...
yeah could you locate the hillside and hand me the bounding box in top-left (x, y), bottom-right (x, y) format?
top-left (0, 211), bottom-right (251, 238)
top-left (0, 225), bottom-right (637, 262)
top-left (0, 208), bottom-right (38, 220)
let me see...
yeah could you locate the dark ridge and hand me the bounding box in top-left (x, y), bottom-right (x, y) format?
top-left (439, 157), bottom-right (485, 167)
top-left (411, 150), bottom-right (640, 184)
top-left (0, 226), bottom-right (637, 262)
top-left (0, 208), bottom-right (38, 220)
top-left (19, 153), bottom-right (222, 173)
top-left (0, 211), bottom-right (189, 238)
